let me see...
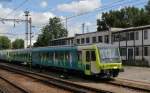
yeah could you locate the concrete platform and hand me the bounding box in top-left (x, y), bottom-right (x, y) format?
top-left (118, 66), bottom-right (150, 83)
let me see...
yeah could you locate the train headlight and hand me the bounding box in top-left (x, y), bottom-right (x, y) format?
top-left (113, 66), bottom-right (117, 69)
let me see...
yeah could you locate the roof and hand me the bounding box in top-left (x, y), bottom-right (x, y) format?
top-left (50, 36), bottom-right (74, 41)
top-left (75, 25), bottom-right (150, 36)
top-left (112, 25), bottom-right (150, 33)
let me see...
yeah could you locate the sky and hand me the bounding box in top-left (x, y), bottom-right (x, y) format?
top-left (0, 0), bottom-right (148, 44)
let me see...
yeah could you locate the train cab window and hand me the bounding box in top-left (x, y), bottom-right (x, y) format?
top-left (86, 64), bottom-right (90, 70)
top-left (86, 51), bottom-right (90, 62)
top-left (91, 51), bottom-right (96, 61)
top-left (86, 51), bottom-right (96, 62)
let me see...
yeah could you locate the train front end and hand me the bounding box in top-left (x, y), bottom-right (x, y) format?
top-left (97, 46), bottom-right (122, 78)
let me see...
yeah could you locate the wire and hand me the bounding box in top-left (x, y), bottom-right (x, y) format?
top-left (37, 0), bottom-right (144, 27)
top-left (0, 32), bottom-right (24, 36)
top-left (35, 0), bottom-right (126, 28)
top-left (66, 0), bottom-right (144, 20)
top-left (4, 0), bottom-right (29, 18)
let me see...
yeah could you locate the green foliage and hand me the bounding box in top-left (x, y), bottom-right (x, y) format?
top-left (0, 36), bottom-right (11, 49)
top-left (97, 19), bottom-right (109, 31)
top-left (34, 17), bottom-right (68, 47)
top-left (12, 39), bottom-right (24, 49)
top-left (98, 6), bottom-right (150, 29)
top-left (145, 0), bottom-right (150, 14)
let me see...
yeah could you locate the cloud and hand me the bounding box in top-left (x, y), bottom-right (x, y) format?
top-left (57, 0), bottom-right (101, 14)
top-left (68, 21), bottom-right (96, 36)
top-left (30, 12), bottom-right (55, 26)
top-left (40, 0), bottom-right (48, 8)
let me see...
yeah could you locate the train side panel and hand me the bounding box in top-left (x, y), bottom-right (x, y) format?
top-left (32, 47), bottom-right (84, 71)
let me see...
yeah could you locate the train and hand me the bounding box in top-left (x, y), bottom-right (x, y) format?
top-left (0, 43), bottom-right (122, 78)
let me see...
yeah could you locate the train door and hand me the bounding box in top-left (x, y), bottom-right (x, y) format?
top-left (84, 50), bottom-right (96, 75)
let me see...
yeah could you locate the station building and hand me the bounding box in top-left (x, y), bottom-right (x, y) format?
top-left (49, 25), bottom-right (150, 67)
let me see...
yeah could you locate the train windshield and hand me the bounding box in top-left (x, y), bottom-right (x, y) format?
top-left (99, 48), bottom-right (121, 63)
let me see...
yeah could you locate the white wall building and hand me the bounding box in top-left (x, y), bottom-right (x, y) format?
top-left (49, 25), bottom-right (150, 66)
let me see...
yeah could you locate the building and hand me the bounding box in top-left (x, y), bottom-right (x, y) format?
top-left (49, 25), bottom-right (150, 66)
top-left (49, 37), bottom-right (74, 46)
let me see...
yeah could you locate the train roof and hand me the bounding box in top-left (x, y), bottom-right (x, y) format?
top-left (0, 43), bottom-right (118, 52)
top-left (32, 45), bottom-right (76, 52)
top-left (76, 43), bottom-right (118, 50)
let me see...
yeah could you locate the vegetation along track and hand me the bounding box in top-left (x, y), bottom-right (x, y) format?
top-left (0, 63), bottom-right (150, 93)
top-left (0, 63), bottom-right (111, 93)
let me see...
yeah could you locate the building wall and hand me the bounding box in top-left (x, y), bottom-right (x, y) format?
top-left (112, 29), bottom-right (150, 66)
top-left (74, 29), bottom-right (150, 66)
top-left (49, 26), bottom-right (150, 66)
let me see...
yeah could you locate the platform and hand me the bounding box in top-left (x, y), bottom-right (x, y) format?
top-left (118, 66), bottom-right (150, 83)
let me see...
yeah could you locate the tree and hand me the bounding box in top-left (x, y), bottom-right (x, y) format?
top-left (12, 39), bottom-right (24, 49)
top-left (99, 6), bottom-right (150, 29)
top-left (34, 17), bottom-right (68, 47)
top-left (145, 0), bottom-right (150, 14)
top-left (97, 19), bottom-right (109, 31)
top-left (0, 36), bottom-right (11, 49)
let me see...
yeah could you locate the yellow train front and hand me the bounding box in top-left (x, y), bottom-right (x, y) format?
top-left (77, 44), bottom-right (122, 78)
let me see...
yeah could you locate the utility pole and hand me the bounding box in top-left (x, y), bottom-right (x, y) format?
top-left (106, 23), bottom-right (111, 44)
top-left (104, 19), bottom-right (111, 44)
top-left (82, 23), bottom-right (85, 34)
top-left (86, 25), bottom-right (89, 33)
top-left (108, 27), bottom-right (111, 44)
top-left (0, 11), bottom-right (31, 49)
top-left (65, 17), bottom-right (68, 31)
top-left (29, 17), bottom-right (32, 48)
top-left (24, 11), bottom-right (29, 48)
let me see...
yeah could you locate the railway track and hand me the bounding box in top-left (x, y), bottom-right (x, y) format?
top-left (0, 62), bottom-right (150, 93)
top-left (0, 63), bottom-right (111, 93)
top-left (111, 78), bottom-right (150, 92)
top-left (0, 75), bottom-right (29, 93)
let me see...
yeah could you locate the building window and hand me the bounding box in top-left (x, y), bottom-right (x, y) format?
top-left (76, 39), bottom-right (80, 44)
top-left (120, 32), bottom-right (126, 41)
top-left (129, 32), bottom-right (134, 40)
top-left (81, 38), bottom-right (85, 44)
top-left (98, 36), bottom-right (103, 42)
top-left (92, 37), bottom-right (96, 43)
top-left (135, 47), bottom-right (139, 56)
top-left (135, 31), bottom-right (139, 40)
top-left (144, 47), bottom-right (148, 56)
top-left (86, 37), bottom-right (90, 43)
top-left (104, 35), bottom-right (109, 43)
top-left (113, 34), bottom-right (119, 42)
top-left (120, 48), bottom-right (127, 56)
top-left (144, 30), bottom-right (148, 40)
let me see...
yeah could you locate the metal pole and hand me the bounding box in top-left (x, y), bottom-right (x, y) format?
top-left (82, 23), bottom-right (85, 34)
top-left (24, 11), bottom-right (29, 48)
top-left (109, 27), bottom-right (111, 44)
top-left (65, 17), bottom-right (68, 31)
top-left (29, 17), bottom-right (32, 48)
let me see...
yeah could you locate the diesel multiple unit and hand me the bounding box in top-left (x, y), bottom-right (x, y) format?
top-left (0, 44), bottom-right (122, 78)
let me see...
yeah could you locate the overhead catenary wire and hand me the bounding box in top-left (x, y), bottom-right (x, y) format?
top-left (3, 0), bottom-right (29, 19)
top-left (65, 0), bottom-right (144, 20)
top-left (35, 0), bottom-right (145, 29)
top-left (34, 0), bottom-right (127, 28)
